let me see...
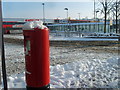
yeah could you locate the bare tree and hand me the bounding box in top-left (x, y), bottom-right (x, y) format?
top-left (118, 1), bottom-right (120, 34)
top-left (119, 19), bottom-right (120, 35)
top-left (111, 0), bottom-right (120, 33)
top-left (98, 0), bottom-right (114, 33)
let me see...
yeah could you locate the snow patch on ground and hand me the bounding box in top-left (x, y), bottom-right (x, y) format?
top-left (1, 34), bottom-right (119, 89)
top-left (0, 57), bottom-right (119, 88)
top-left (50, 58), bottom-right (119, 88)
top-left (4, 33), bottom-right (119, 41)
top-left (4, 34), bottom-right (24, 40)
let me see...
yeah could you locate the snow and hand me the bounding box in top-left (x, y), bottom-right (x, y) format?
top-left (3, 43), bottom-right (25, 76)
top-left (4, 34), bottom-right (24, 40)
top-left (22, 21), bottom-right (47, 30)
top-left (50, 36), bottom-right (118, 41)
top-left (50, 58), bottom-right (119, 88)
top-left (1, 33), bottom-right (119, 89)
top-left (49, 32), bottom-right (119, 41)
top-left (4, 34), bottom-right (118, 41)
top-left (0, 57), bottom-right (119, 88)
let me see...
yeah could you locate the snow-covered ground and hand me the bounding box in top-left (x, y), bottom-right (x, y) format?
top-left (0, 33), bottom-right (119, 89)
top-left (4, 32), bottom-right (119, 41)
top-left (0, 57), bottom-right (119, 88)
top-left (50, 36), bottom-right (118, 41)
top-left (4, 34), bottom-right (24, 40)
top-left (49, 32), bottom-right (119, 41)
top-left (0, 43), bottom-right (119, 89)
top-left (4, 43), bottom-right (25, 76)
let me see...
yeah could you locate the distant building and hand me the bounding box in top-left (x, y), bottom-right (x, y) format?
top-left (3, 18), bottom-right (25, 22)
top-left (3, 18), bottom-right (54, 25)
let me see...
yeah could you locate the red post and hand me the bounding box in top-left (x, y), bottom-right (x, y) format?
top-left (23, 27), bottom-right (50, 89)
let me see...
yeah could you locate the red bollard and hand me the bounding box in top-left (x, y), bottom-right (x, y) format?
top-left (23, 27), bottom-right (50, 89)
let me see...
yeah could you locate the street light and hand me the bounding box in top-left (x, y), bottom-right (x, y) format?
top-left (42, 3), bottom-right (45, 24)
top-left (64, 8), bottom-right (70, 37)
top-left (78, 13), bottom-right (80, 20)
top-left (64, 8), bottom-right (68, 23)
top-left (94, 0), bottom-right (96, 21)
top-left (96, 10), bottom-right (99, 21)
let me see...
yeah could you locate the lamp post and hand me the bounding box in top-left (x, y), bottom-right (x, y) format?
top-left (64, 8), bottom-right (70, 37)
top-left (96, 10), bottom-right (99, 32)
top-left (42, 3), bottom-right (45, 24)
top-left (93, 0), bottom-right (96, 31)
top-left (94, 0), bottom-right (96, 21)
top-left (78, 13), bottom-right (80, 20)
top-left (96, 10), bottom-right (99, 21)
top-left (64, 8), bottom-right (68, 23)
top-left (0, 0), bottom-right (8, 89)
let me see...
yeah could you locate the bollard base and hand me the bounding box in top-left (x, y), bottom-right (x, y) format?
top-left (26, 84), bottom-right (50, 90)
